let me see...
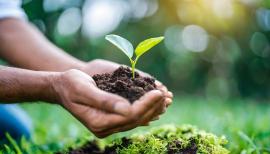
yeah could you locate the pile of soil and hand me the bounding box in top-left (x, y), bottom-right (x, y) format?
top-left (57, 138), bottom-right (197, 154)
top-left (56, 125), bottom-right (229, 154)
top-left (92, 66), bottom-right (157, 103)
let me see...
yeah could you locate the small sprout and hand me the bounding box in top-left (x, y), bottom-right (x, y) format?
top-left (105, 34), bottom-right (164, 78)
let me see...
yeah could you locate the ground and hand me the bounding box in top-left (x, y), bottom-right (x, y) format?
top-left (1, 97), bottom-right (270, 154)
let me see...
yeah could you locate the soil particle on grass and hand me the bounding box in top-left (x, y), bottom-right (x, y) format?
top-left (93, 66), bottom-right (157, 103)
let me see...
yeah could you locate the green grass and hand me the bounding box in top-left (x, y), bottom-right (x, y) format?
top-left (1, 97), bottom-right (270, 154)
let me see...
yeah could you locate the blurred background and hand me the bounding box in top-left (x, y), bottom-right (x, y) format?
top-left (21, 0), bottom-right (270, 100)
top-left (1, 1), bottom-right (269, 153)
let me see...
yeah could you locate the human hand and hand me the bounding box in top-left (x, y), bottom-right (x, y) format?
top-left (82, 59), bottom-right (173, 107)
top-left (50, 69), bottom-right (166, 137)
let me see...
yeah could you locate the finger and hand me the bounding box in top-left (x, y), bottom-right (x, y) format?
top-left (94, 90), bottom-right (163, 137)
top-left (79, 85), bottom-right (132, 116)
top-left (167, 91), bottom-right (173, 98)
top-left (155, 81), bottom-right (173, 99)
top-left (132, 90), bottom-right (163, 116)
top-left (122, 98), bottom-right (165, 130)
top-left (76, 106), bottom-right (130, 135)
top-left (99, 98), bottom-right (164, 136)
top-left (165, 98), bottom-right (173, 107)
top-left (98, 95), bottom-right (164, 136)
top-left (155, 80), bottom-right (165, 89)
top-left (158, 87), bottom-right (173, 99)
top-left (137, 97), bottom-right (164, 124)
top-left (157, 86), bottom-right (171, 98)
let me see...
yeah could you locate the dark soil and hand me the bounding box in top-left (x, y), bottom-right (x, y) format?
top-left (56, 140), bottom-right (102, 154)
top-left (57, 138), bottom-right (197, 154)
top-left (167, 139), bottom-right (197, 154)
top-left (92, 66), bottom-right (157, 103)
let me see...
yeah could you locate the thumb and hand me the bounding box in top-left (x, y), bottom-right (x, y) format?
top-left (83, 85), bottom-right (132, 116)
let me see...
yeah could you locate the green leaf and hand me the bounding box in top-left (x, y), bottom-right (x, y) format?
top-left (135, 36), bottom-right (164, 58)
top-left (5, 133), bottom-right (23, 154)
top-left (105, 34), bottom-right (134, 59)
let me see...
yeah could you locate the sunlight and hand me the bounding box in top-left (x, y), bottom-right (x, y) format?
top-left (175, 0), bottom-right (248, 33)
top-left (82, 0), bottom-right (126, 39)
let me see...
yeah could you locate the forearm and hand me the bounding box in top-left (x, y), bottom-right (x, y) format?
top-left (0, 18), bottom-right (85, 71)
top-left (0, 65), bottom-right (57, 103)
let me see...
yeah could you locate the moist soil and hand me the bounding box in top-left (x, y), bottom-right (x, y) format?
top-left (57, 138), bottom-right (197, 154)
top-left (92, 66), bottom-right (157, 103)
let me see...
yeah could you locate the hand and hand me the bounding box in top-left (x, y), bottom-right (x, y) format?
top-left (50, 69), bottom-right (166, 138)
top-left (82, 59), bottom-right (173, 107)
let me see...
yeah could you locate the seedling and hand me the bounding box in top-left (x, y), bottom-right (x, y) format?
top-left (105, 34), bottom-right (164, 78)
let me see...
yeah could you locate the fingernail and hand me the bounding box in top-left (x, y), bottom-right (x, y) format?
top-left (114, 102), bottom-right (131, 116)
top-left (165, 98), bottom-right (172, 105)
top-left (168, 92), bottom-right (173, 98)
top-left (166, 98), bottom-right (172, 103)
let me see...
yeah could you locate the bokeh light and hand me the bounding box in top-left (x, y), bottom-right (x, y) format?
top-left (175, 0), bottom-right (249, 33)
top-left (56, 7), bottom-right (82, 36)
top-left (164, 25), bottom-right (186, 54)
top-left (250, 32), bottom-right (270, 57)
top-left (240, 0), bottom-right (261, 6)
top-left (212, 0), bottom-right (234, 18)
top-left (256, 8), bottom-right (270, 31)
top-left (127, 0), bottom-right (159, 20)
top-left (43, 0), bottom-right (81, 12)
top-left (82, 0), bottom-right (126, 39)
top-left (182, 25), bottom-right (209, 52)
top-left (22, 0), bottom-right (270, 99)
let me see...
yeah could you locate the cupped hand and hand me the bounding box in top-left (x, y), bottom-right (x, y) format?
top-left (50, 69), bottom-right (167, 138)
top-left (82, 59), bottom-right (173, 106)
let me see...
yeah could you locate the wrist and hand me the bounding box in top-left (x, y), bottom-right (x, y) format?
top-left (0, 67), bottom-right (62, 103)
top-left (41, 72), bottom-right (62, 104)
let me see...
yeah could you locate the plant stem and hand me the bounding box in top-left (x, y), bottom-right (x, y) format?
top-left (131, 61), bottom-right (136, 79)
top-left (130, 57), bottom-right (139, 79)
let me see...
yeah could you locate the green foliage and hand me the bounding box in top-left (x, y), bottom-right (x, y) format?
top-left (20, 0), bottom-right (270, 99)
top-left (113, 125), bottom-right (229, 154)
top-left (106, 34), bottom-right (164, 78)
top-left (2, 98), bottom-right (270, 153)
top-left (116, 135), bottom-right (166, 154)
top-left (105, 35), bottom-right (134, 59)
top-left (135, 37), bottom-right (165, 58)
top-left (5, 133), bottom-right (23, 154)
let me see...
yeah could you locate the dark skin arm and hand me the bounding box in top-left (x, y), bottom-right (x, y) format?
top-left (0, 66), bottom-right (166, 137)
top-left (0, 18), bottom-right (173, 137)
top-left (0, 65), bottom-right (56, 103)
top-left (0, 18), bottom-right (85, 71)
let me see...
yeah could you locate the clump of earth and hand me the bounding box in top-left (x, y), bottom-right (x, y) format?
top-left (57, 125), bottom-right (229, 154)
top-left (92, 66), bottom-right (156, 103)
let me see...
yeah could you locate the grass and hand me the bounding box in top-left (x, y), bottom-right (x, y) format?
top-left (1, 97), bottom-right (270, 154)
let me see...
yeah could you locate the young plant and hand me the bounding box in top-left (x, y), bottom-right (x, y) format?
top-left (105, 34), bottom-right (164, 78)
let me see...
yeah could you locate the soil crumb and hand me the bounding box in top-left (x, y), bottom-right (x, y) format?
top-left (92, 66), bottom-right (157, 103)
